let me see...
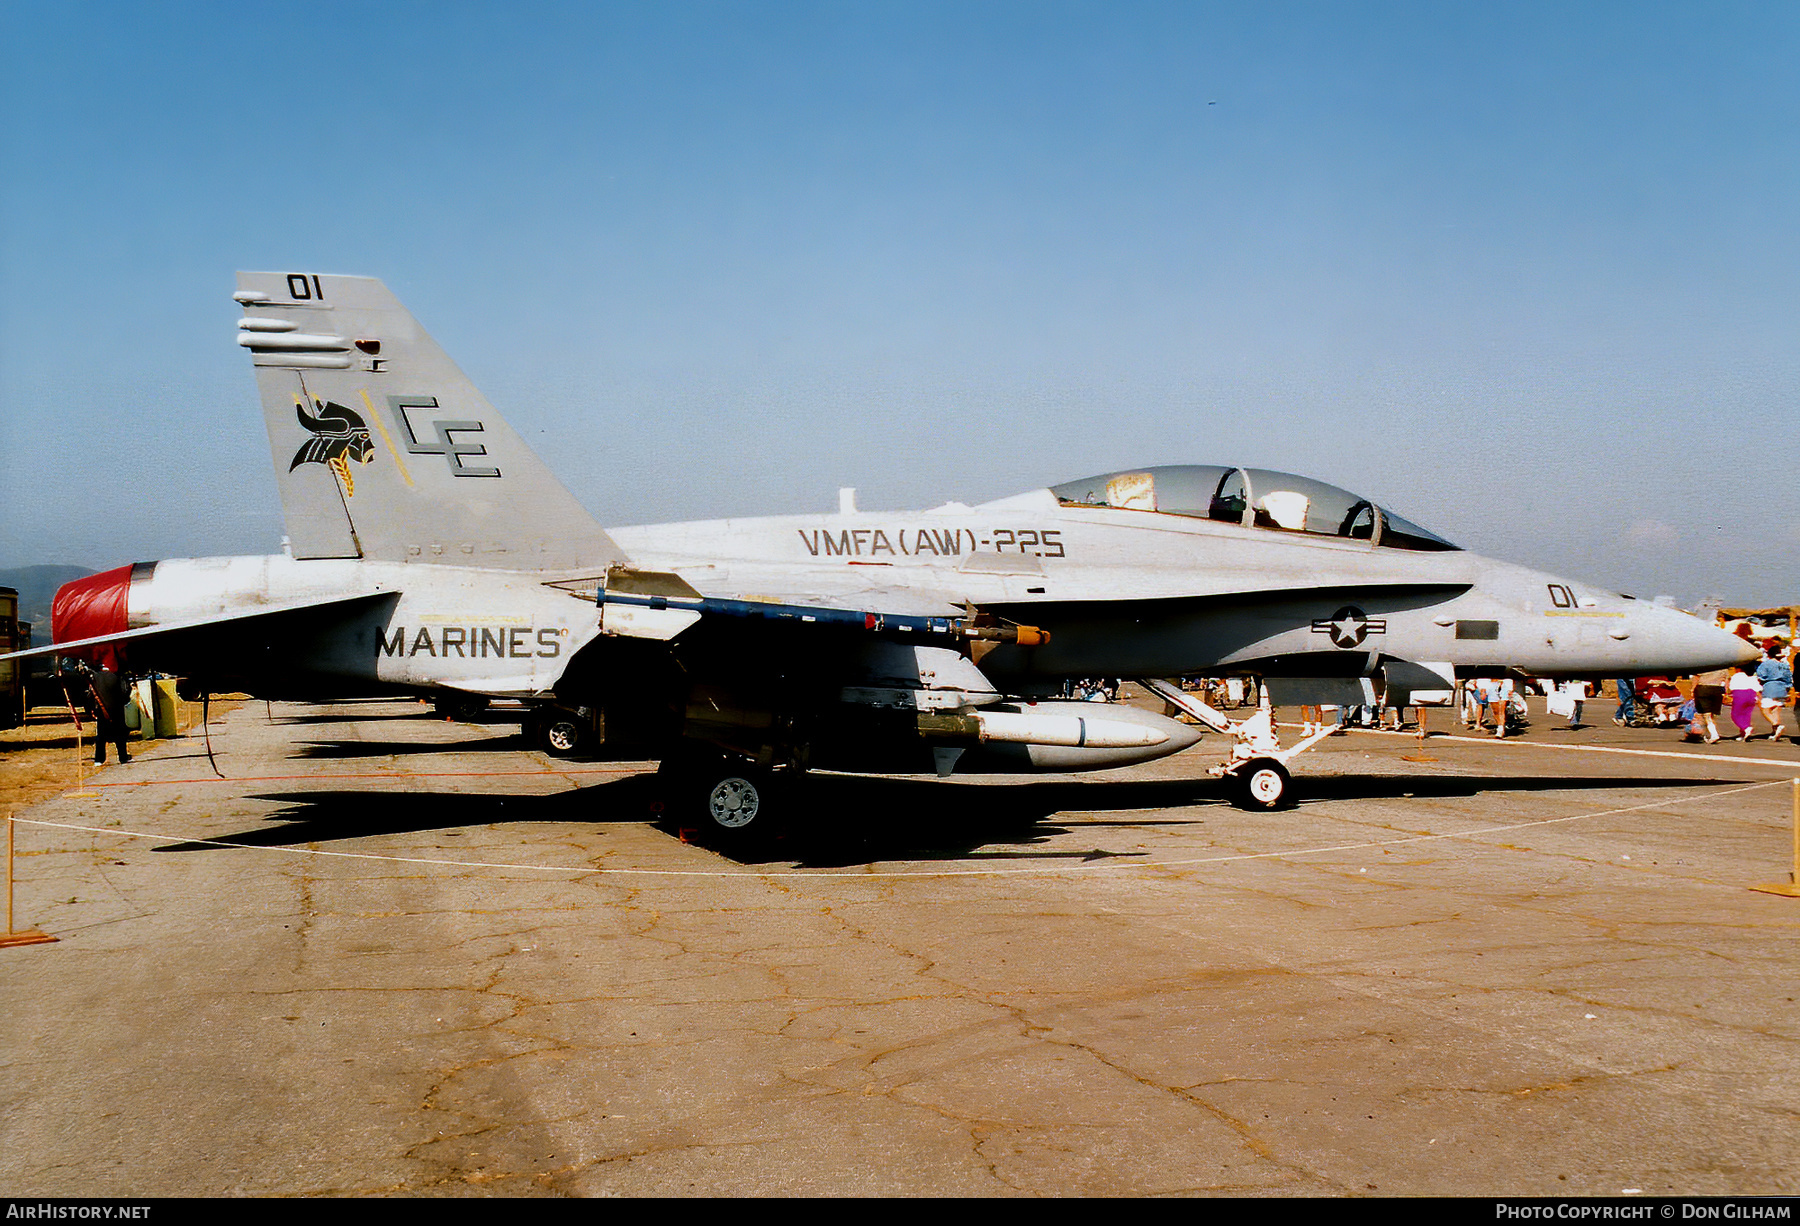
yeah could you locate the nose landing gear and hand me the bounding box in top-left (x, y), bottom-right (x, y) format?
top-left (1230, 757), bottom-right (1292, 811)
top-left (1138, 678), bottom-right (1320, 810)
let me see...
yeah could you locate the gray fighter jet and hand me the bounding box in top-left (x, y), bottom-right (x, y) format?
top-left (23, 273), bottom-right (1757, 831)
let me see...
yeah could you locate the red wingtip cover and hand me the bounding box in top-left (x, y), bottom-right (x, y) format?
top-left (52, 564), bottom-right (133, 670)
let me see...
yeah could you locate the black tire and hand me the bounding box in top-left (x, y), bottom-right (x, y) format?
top-left (535, 710), bottom-right (590, 757)
top-left (1232, 757), bottom-right (1292, 811)
top-left (660, 751), bottom-right (785, 845)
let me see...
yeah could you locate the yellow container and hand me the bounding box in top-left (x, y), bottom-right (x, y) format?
top-left (152, 678), bottom-right (179, 738)
top-left (125, 679), bottom-right (180, 740)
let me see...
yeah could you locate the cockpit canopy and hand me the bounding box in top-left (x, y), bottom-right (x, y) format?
top-left (1050, 465), bottom-right (1459, 552)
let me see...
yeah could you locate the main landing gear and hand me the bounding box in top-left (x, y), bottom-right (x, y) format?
top-left (533, 707), bottom-right (594, 757)
top-left (658, 747), bottom-right (788, 848)
top-left (434, 693), bottom-right (490, 722)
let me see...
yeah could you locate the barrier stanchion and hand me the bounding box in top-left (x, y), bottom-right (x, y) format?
top-left (1, 813), bottom-right (56, 949)
top-left (1751, 777), bottom-right (1800, 898)
top-left (64, 685), bottom-right (97, 799)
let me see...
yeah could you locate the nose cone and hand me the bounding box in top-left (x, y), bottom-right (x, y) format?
top-left (1640, 605), bottom-right (1762, 674)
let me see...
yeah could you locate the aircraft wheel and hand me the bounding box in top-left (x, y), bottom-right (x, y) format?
top-left (1232, 757), bottom-right (1292, 811)
top-left (536, 710), bottom-right (590, 757)
top-left (702, 770), bottom-right (766, 832)
top-left (662, 753), bottom-right (785, 846)
top-left (435, 694), bottom-right (490, 722)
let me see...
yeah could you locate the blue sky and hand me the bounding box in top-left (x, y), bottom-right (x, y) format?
top-left (2, 2), bottom-right (1796, 604)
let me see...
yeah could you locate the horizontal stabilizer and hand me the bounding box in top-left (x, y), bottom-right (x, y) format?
top-left (0, 591), bottom-right (391, 664)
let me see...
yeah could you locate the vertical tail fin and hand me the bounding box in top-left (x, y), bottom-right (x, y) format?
top-left (235, 271), bottom-right (626, 572)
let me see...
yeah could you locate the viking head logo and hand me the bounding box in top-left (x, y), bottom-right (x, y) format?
top-left (291, 398), bottom-right (375, 495)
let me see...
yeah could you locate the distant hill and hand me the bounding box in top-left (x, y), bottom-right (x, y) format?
top-left (0, 565), bottom-right (97, 638)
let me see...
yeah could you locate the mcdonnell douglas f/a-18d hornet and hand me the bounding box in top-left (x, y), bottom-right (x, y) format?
top-left (22, 272), bottom-right (1756, 832)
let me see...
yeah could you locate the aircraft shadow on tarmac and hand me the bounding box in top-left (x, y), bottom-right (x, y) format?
top-left (272, 710), bottom-right (458, 726)
top-left (150, 774), bottom-right (664, 853)
top-left (148, 771), bottom-right (1736, 868)
top-left (287, 735), bottom-right (531, 758)
top-left (686, 772), bottom-right (1733, 867)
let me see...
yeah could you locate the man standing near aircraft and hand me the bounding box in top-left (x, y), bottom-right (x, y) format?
top-left (84, 664), bottom-right (129, 765)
